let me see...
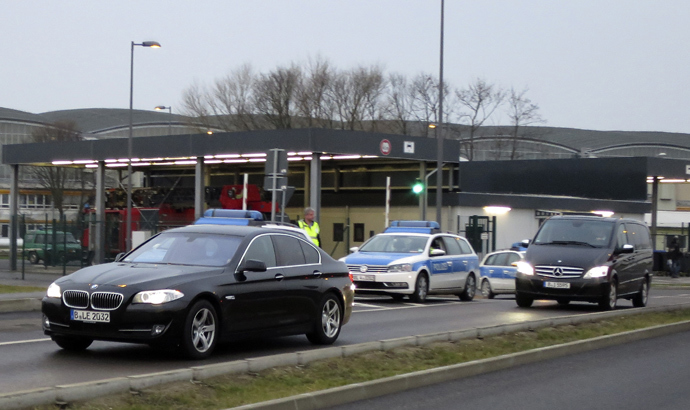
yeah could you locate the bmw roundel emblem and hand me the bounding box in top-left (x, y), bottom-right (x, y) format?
top-left (553, 268), bottom-right (563, 277)
top-left (359, 265), bottom-right (368, 273)
top-left (90, 284), bottom-right (99, 290)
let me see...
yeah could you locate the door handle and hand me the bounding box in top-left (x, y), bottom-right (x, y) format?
top-left (312, 271), bottom-right (322, 277)
top-left (274, 274), bottom-right (285, 281)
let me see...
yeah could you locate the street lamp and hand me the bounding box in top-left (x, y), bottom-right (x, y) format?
top-left (435, 0), bottom-right (445, 225)
top-left (154, 105), bottom-right (172, 135)
top-left (127, 40), bottom-right (161, 252)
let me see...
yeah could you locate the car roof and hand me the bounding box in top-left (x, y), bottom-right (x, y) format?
top-left (164, 223), bottom-right (305, 238)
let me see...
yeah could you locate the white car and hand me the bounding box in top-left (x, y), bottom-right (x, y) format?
top-left (340, 221), bottom-right (479, 303)
top-left (479, 250), bottom-right (525, 299)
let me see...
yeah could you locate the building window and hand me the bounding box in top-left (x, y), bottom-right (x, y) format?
top-left (353, 223), bottom-right (365, 243)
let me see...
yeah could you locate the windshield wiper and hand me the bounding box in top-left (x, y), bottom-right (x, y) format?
top-left (539, 241), bottom-right (597, 248)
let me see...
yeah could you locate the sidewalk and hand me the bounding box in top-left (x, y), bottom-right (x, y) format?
top-left (0, 262), bottom-right (80, 306)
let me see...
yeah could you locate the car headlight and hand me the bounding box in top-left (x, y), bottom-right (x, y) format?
top-left (388, 263), bottom-right (413, 273)
top-left (516, 261), bottom-right (534, 276)
top-left (46, 282), bottom-right (61, 298)
top-left (583, 266), bottom-right (609, 279)
top-left (132, 290), bottom-right (184, 304)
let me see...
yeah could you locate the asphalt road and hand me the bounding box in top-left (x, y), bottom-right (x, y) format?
top-left (1, 290), bottom-right (690, 396)
top-left (328, 328), bottom-right (690, 410)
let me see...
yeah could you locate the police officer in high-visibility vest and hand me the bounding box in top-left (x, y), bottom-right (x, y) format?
top-left (298, 207), bottom-right (320, 247)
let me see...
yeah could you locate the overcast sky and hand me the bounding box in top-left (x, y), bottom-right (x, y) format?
top-left (2, 1), bottom-right (688, 134)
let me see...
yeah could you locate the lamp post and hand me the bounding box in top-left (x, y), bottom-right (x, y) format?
top-left (127, 40), bottom-right (161, 252)
top-left (154, 105), bottom-right (172, 135)
top-left (435, 0), bottom-right (445, 225)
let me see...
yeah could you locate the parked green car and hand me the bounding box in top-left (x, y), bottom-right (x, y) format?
top-left (24, 230), bottom-right (82, 264)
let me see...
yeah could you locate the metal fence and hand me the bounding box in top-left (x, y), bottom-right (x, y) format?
top-left (13, 211), bottom-right (195, 276)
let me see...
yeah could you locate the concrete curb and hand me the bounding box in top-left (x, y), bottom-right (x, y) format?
top-left (1, 302), bottom-right (689, 409)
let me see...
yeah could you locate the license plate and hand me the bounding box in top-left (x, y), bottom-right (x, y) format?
top-left (353, 274), bottom-right (375, 282)
top-left (71, 310), bottom-right (110, 323)
top-left (544, 281), bottom-right (570, 289)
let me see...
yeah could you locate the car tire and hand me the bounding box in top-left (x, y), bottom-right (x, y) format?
top-left (28, 252), bottom-right (39, 264)
top-left (515, 292), bottom-right (533, 308)
top-left (53, 335), bottom-right (93, 351)
top-left (306, 293), bottom-right (342, 345)
top-left (459, 274), bottom-right (476, 301)
top-left (632, 278), bottom-right (649, 308)
top-left (599, 279), bottom-right (618, 310)
top-left (180, 300), bottom-right (218, 360)
top-left (409, 273), bottom-right (429, 303)
top-left (557, 299), bottom-right (570, 305)
top-left (481, 279), bottom-right (495, 299)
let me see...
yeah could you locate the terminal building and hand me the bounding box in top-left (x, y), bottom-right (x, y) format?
top-left (2, 106), bottom-right (690, 264)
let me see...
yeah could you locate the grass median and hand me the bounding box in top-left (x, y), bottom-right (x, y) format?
top-left (0, 284), bottom-right (45, 294)
top-left (28, 307), bottom-right (690, 410)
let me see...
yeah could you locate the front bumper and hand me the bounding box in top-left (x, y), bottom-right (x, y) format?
top-left (352, 271), bottom-right (415, 295)
top-left (515, 273), bottom-right (608, 302)
top-left (42, 297), bottom-right (188, 344)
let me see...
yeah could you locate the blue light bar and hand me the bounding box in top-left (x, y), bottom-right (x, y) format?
top-left (203, 209), bottom-right (264, 220)
top-left (194, 217), bottom-right (252, 226)
top-left (384, 220), bottom-right (441, 234)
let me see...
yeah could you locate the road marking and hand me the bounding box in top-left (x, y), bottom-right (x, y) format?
top-left (651, 294), bottom-right (690, 298)
top-left (353, 302), bottom-right (381, 308)
top-left (354, 300), bottom-right (463, 313)
top-left (0, 338), bottom-right (50, 347)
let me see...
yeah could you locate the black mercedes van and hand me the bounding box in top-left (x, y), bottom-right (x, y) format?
top-left (514, 216), bottom-right (652, 310)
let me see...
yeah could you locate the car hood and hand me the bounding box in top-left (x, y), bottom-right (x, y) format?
top-left (526, 244), bottom-right (611, 268)
top-left (343, 252), bottom-right (419, 266)
top-left (55, 262), bottom-right (222, 289)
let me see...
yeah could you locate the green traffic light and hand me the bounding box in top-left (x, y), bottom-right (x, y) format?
top-left (412, 180), bottom-right (424, 194)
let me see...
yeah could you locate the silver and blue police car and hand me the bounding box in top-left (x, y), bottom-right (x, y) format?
top-left (341, 221), bottom-right (479, 303)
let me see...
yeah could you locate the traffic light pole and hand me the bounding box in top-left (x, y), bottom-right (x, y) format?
top-left (422, 167), bottom-right (439, 221)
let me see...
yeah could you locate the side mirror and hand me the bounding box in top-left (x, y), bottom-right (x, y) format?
top-left (615, 244), bottom-right (634, 255)
top-left (520, 239), bottom-right (531, 248)
top-left (114, 252), bottom-right (125, 262)
top-left (430, 249), bottom-right (446, 257)
top-left (349, 247), bottom-right (359, 253)
top-left (240, 259), bottom-right (267, 273)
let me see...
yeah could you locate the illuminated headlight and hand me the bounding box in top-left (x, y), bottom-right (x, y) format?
top-left (516, 261), bottom-right (534, 276)
top-left (46, 282), bottom-right (61, 298)
top-left (388, 263), bottom-right (413, 273)
top-left (133, 290), bottom-right (184, 304)
top-left (583, 266), bottom-right (609, 279)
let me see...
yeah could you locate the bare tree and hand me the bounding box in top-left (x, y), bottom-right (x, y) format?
top-left (31, 121), bottom-right (83, 219)
top-left (456, 78), bottom-right (505, 160)
top-left (295, 56), bottom-right (336, 129)
top-left (212, 64), bottom-right (259, 131)
top-left (328, 65), bottom-right (386, 131)
top-left (409, 74), bottom-right (443, 137)
top-left (506, 88), bottom-right (544, 160)
top-left (254, 65), bottom-right (302, 129)
top-left (382, 73), bottom-right (415, 135)
top-left (181, 65), bottom-right (259, 132)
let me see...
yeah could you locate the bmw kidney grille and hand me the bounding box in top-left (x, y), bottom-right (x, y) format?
top-left (63, 290), bottom-right (124, 310)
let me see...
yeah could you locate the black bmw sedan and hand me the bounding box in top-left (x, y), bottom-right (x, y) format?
top-left (42, 224), bottom-right (354, 359)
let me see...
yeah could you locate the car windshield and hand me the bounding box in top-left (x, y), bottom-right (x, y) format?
top-left (123, 232), bottom-right (242, 266)
top-left (358, 235), bottom-right (428, 253)
top-left (533, 219), bottom-right (615, 248)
